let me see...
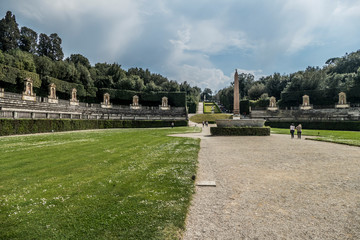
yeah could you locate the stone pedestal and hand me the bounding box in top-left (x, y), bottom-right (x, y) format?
top-left (70, 100), bottom-right (79, 106)
top-left (130, 104), bottom-right (141, 110)
top-left (101, 103), bottom-right (112, 108)
top-left (267, 106), bottom-right (279, 111)
top-left (159, 105), bottom-right (170, 110)
top-left (48, 98), bottom-right (58, 104)
top-left (300, 105), bottom-right (313, 110)
top-left (22, 95), bottom-right (36, 101)
top-left (335, 104), bottom-right (350, 109)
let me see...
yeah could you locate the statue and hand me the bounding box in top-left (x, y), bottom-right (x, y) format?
top-left (22, 78), bottom-right (36, 101)
top-left (69, 88), bottom-right (79, 105)
top-left (300, 95), bottom-right (312, 110)
top-left (336, 92), bottom-right (349, 108)
top-left (101, 93), bottom-right (112, 108)
top-left (130, 95), bottom-right (141, 109)
top-left (267, 96), bottom-right (278, 111)
top-left (160, 96), bottom-right (170, 110)
top-left (48, 83), bottom-right (58, 104)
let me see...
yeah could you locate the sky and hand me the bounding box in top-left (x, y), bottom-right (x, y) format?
top-left (1, 0), bottom-right (360, 92)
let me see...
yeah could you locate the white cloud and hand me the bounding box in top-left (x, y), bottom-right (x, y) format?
top-left (170, 20), bottom-right (251, 54)
top-left (170, 65), bottom-right (231, 91)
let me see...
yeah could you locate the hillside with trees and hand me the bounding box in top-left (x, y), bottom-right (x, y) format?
top-left (216, 50), bottom-right (360, 111)
top-left (0, 11), bottom-right (200, 111)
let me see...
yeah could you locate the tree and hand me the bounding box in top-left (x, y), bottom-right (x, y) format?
top-left (37, 33), bottom-right (64, 60)
top-left (67, 54), bottom-right (91, 69)
top-left (248, 83), bottom-right (266, 100)
top-left (77, 64), bottom-right (94, 88)
top-left (238, 73), bottom-right (254, 98)
top-left (37, 33), bottom-right (51, 57)
top-left (34, 55), bottom-right (54, 77)
top-left (201, 88), bottom-right (212, 101)
top-left (49, 33), bottom-right (63, 61)
top-left (19, 27), bottom-right (38, 53)
top-left (0, 11), bottom-right (20, 51)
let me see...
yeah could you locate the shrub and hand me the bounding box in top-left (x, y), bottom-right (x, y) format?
top-left (0, 119), bottom-right (188, 136)
top-left (265, 121), bottom-right (360, 131)
top-left (210, 127), bottom-right (270, 136)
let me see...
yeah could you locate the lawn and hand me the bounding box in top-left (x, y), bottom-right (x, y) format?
top-left (203, 102), bottom-right (221, 114)
top-left (271, 128), bottom-right (360, 146)
top-left (0, 127), bottom-right (201, 239)
top-left (189, 113), bottom-right (232, 123)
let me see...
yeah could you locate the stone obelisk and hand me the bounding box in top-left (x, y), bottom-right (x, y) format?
top-left (233, 69), bottom-right (240, 118)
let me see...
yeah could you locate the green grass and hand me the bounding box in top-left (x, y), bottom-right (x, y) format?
top-left (203, 102), bottom-right (221, 114)
top-left (189, 113), bottom-right (232, 123)
top-left (0, 127), bottom-right (201, 239)
top-left (271, 128), bottom-right (360, 146)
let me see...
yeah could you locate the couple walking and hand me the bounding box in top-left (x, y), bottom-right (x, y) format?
top-left (290, 123), bottom-right (302, 139)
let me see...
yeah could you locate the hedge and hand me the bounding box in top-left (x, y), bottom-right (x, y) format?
top-left (0, 119), bottom-right (188, 136)
top-left (210, 127), bottom-right (270, 136)
top-left (240, 100), bottom-right (250, 114)
top-left (265, 121), bottom-right (360, 131)
top-left (0, 64), bottom-right (41, 88)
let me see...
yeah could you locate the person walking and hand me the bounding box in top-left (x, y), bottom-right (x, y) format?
top-left (290, 123), bottom-right (295, 139)
top-left (202, 121), bottom-right (205, 127)
top-left (296, 124), bottom-right (302, 139)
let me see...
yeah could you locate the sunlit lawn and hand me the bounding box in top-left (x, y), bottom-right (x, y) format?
top-left (271, 128), bottom-right (360, 146)
top-left (0, 127), bottom-right (201, 239)
top-left (203, 102), bottom-right (221, 113)
top-left (189, 113), bottom-right (232, 123)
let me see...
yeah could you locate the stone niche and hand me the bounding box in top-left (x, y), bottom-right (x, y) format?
top-left (22, 78), bottom-right (36, 101)
top-left (0, 88), bottom-right (4, 98)
top-left (101, 93), bottom-right (112, 108)
top-left (69, 88), bottom-right (79, 106)
top-left (300, 95), bottom-right (313, 110)
top-left (335, 92), bottom-right (350, 108)
top-left (130, 95), bottom-right (141, 109)
top-left (48, 83), bottom-right (58, 104)
top-left (159, 96), bottom-right (170, 110)
top-left (267, 96), bottom-right (279, 111)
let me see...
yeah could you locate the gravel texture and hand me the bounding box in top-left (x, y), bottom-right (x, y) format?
top-left (175, 125), bottom-right (360, 240)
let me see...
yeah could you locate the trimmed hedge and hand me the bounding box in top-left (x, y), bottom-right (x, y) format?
top-left (240, 100), bottom-right (250, 114)
top-left (265, 121), bottom-right (360, 131)
top-left (0, 119), bottom-right (188, 136)
top-left (0, 64), bottom-right (41, 87)
top-left (210, 127), bottom-right (270, 136)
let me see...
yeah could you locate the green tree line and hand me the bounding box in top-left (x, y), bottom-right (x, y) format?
top-left (0, 11), bottom-right (201, 111)
top-left (215, 51), bottom-right (360, 110)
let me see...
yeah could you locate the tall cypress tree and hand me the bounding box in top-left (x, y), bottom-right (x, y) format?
top-left (49, 33), bottom-right (64, 61)
top-left (0, 11), bottom-right (20, 51)
top-left (19, 26), bottom-right (38, 53)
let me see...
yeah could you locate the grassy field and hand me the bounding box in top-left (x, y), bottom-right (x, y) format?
top-left (203, 102), bottom-right (221, 114)
top-left (189, 113), bottom-right (232, 123)
top-left (0, 127), bottom-right (201, 239)
top-left (271, 128), bottom-right (360, 146)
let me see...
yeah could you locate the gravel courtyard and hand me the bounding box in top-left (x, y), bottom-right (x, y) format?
top-left (175, 126), bottom-right (360, 240)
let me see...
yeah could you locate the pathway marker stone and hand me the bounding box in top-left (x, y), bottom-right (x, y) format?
top-left (196, 181), bottom-right (216, 187)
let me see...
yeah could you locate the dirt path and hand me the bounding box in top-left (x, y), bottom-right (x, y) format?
top-left (174, 126), bottom-right (360, 239)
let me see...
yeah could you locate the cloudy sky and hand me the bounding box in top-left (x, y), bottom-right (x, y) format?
top-left (1, 0), bottom-right (360, 91)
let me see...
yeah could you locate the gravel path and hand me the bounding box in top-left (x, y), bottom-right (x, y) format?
top-left (175, 126), bottom-right (360, 240)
